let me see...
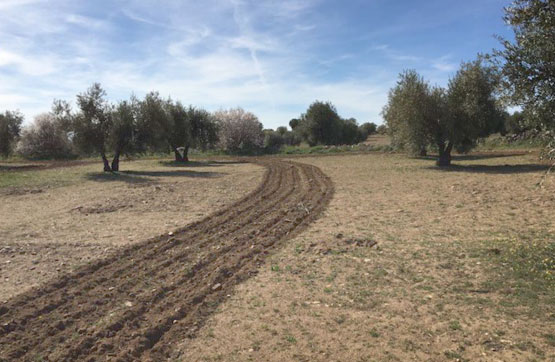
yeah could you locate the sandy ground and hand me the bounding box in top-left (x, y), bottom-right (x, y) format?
top-left (0, 159), bottom-right (264, 300)
top-left (180, 152), bottom-right (554, 362)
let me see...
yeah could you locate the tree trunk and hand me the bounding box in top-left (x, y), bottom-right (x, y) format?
top-left (436, 142), bottom-right (453, 167)
top-left (183, 146), bottom-right (189, 162)
top-left (101, 152), bottom-right (112, 172)
top-left (174, 148), bottom-right (185, 163)
top-left (111, 150), bottom-right (121, 172)
top-left (419, 147), bottom-right (427, 157)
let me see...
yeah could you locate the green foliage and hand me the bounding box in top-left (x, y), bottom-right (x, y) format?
top-left (383, 60), bottom-right (504, 165)
top-left (496, 0), bottom-right (555, 130)
top-left (340, 118), bottom-right (360, 145)
top-left (359, 122), bottom-right (377, 139)
top-left (0, 110), bottom-right (24, 157)
top-left (289, 118), bottom-right (300, 130)
top-left (446, 60), bottom-right (504, 154)
top-left (382, 70), bottom-right (434, 156)
top-left (263, 127), bottom-right (302, 152)
top-left (187, 106), bottom-right (219, 152)
top-left (376, 124), bottom-right (388, 134)
top-left (501, 111), bottom-right (529, 135)
top-left (110, 100), bottom-right (135, 155)
top-left (276, 126), bottom-right (288, 135)
top-left (294, 101), bottom-right (366, 146)
top-left (73, 83), bottom-right (112, 157)
top-left (135, 92), bottom-right (172, 153)
top-left (298, 101), bottom-right (343, 146)
top-left (263, 129), bottom-right (286, 151)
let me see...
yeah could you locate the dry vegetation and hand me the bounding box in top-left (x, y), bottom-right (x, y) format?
top-left (179, 152), bottom-right (554, 362)
top-left (0, 159), bottom-right (264, 300)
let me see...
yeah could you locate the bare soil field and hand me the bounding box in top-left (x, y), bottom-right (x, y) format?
top-left (0, 159), bottom-right (264, 299)
top-left (1, 153), bottom-right (553, 361)
top-left (180, 152), bottom-right (554, 362)
top-left (0, 159), bottom-right (333, 361)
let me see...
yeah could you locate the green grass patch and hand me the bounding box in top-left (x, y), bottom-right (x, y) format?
top-left (477, 236), bottom-right (555, 318)
top-left (279, 143), bottom-right (392, 155)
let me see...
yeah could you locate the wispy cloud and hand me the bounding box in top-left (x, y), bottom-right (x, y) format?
top-left (432, 55), bottom-right (458, 72)
top-left (0, 0), bottom-right (509, 127)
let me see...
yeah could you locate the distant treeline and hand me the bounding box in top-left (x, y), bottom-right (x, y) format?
top-left (0, 84), bottom-right (381, 171)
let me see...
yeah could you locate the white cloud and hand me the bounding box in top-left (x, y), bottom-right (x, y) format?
top-left (432, 55), bottom-right (458, 72)
top-left (0, 49), bottom-right (58, 76)
top-left (0, 0), bottom-right (447, 128)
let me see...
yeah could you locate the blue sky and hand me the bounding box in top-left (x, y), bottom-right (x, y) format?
top-left (0, 0), bottom-right (513, 128)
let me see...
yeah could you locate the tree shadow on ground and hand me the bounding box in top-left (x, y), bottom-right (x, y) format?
top-left (417, 151), bottom-right (528, 162)
top-left (159, 160), bottom-right (246, 168)
top-left (86, 172), bottom-right (152, 184)
top-left (124, 170), bottom-right (225, 178)
top-left (86, 169), bottom-right (225, 184)
top-left (429, 163), bottom-right (550, 174)
top-left (0, 165), bottom-right (44, 172)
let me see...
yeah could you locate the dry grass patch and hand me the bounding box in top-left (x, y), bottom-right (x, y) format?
top-left (0, 159), bottom-right (264, 299)
top-left (179, 152), bottom-right (554, 362)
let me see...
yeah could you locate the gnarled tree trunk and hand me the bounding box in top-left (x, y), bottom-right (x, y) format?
top-left (174, 148), bottom-right (186, 163)
top-left (101, 152), bottom-right (112, 172)
top-left (182, 145), bottom-right (190, 162)
top-left (111, 149), bottom-right (121, 172)
top-left (436, 141), bottom-right (453, 167)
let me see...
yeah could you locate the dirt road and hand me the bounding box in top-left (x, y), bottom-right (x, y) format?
top-left (0, 159), bottom-right (333, 361)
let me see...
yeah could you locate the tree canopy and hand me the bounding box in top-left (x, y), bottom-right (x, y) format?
top-left (293, 101), bottom-right (369, 146)
top-left (496, 0), bottom-right (555, 130)
top-left (0, 110), bottom-right (24, 157)
top-left (383, 60), bottom-right (504, 166)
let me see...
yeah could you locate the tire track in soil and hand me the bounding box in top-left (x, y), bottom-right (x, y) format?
top-left (0, 159), bottom-right (334, 361)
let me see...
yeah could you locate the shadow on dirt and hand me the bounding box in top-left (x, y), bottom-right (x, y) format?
top-left (86, 170), bottom-right (225, 184)
top-left (430, 163), bottom-right (550, 174)
top-left (124, 170), bottom-right (224, 178)
top-left (159, 160), bottom-right (246, 168)
top-left (0, 165), bottom-right (44, 172)
top-left (417, 152), bottom-right (528, 162)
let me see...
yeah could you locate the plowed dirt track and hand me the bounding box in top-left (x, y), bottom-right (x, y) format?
top-left (0, 159), bottom-right (334, 361)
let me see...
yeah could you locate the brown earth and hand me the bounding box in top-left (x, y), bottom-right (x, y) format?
top-left (180, 153), bottom-right (554, 362)
top-left (0, 159), bottom-right (264, 299)
top-left (0, 159), bottom-right (334, 361)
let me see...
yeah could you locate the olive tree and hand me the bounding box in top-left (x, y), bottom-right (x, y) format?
top-left (0, 110), bottom-right (24, 157)
top-left (136, 92), bottom-right (180, 158)
top-left (383, 60), bottom-right (504, 166)
top-left (340, 118), bottom-right (362, 145)
top-left (109, 100), bottom-right (135, 171)
top-left (496, 0), bottom-right (555, 130)
top-left (136, 95), bottom-right (218, 162)
top-left (443, 60), bottom-right (504, 163)
top-left (382, 70), bottom-right (432, 156)
top-left (73, 83), bottom-right (137, 171)
top-left (359, 122), bottom-right (377, 139)
top-left (184, 106), bottom-right (219, 161)
top-left (297, 101), bottom-right (343, 146)
top-left (73, 83), bottom-right (114, 171)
